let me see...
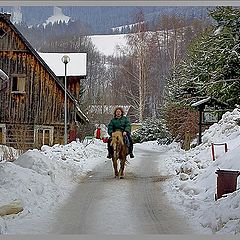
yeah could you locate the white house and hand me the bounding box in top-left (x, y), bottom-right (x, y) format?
top-left (37, 52), bottom-right (87, 77)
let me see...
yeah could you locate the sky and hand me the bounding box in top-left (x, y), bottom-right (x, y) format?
top-left (1, 108), bottom-right (240, 234)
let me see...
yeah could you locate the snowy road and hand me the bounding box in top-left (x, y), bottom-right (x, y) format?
top-left (49, 148), bottom-right (195, 234)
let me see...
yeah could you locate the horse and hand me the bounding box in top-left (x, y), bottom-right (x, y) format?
top-left (110, 131), bottom-right (128, 179)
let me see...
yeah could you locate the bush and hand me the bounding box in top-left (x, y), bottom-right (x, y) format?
top-left (132, 118), bottom-right (173, 144)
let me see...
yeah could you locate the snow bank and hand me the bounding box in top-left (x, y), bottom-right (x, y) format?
top-left (0, 139), bottom-right (107, 233)
top-left (164, 108), bottom-right (240, 234)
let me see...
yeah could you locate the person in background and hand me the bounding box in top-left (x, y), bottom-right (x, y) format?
top-left (107, 106), bottom-right (134, 158)
top-left (69, 122), bottom-right (77, 143)
top-left (94, 125), bottom-right (103, 139)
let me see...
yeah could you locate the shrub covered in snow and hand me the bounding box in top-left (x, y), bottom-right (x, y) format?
top-left (132, 117), bottom-right (173, 144)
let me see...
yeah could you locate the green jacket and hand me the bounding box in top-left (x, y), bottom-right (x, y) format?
top-left (108, 116), bottom-right (131, 136)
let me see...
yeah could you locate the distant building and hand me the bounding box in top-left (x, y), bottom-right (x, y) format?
top-left (87, 104), bottom-right (137, 125)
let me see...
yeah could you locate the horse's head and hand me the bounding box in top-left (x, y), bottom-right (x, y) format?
top-left (110, 131), bottom-right (124, 158)
top-left (111, 131), bottom-right (124, 145)
top-left (110, 131), bottom-right (128, 178)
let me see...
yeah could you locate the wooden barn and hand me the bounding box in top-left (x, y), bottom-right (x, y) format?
top-left (37, 52), bottom-right (87, 102)
top-left (0, 13), bottom-right (89, 150)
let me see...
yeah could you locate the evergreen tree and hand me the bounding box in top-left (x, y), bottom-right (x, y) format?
top-left (166, 6), bottom-right (240, 108)
top-left (132, 117), bottom-right (172, 144)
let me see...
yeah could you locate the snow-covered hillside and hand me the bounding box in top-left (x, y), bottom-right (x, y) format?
top-left (43, 6), bottom-right (71, 27)
top-left (89, 34), bottom-right (128, 56)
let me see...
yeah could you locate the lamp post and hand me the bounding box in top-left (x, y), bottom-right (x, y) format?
top-left (61, 55), bottom-right (70, 145)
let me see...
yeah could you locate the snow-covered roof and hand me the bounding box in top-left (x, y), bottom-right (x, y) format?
top-left (191, 97), bottom-right (211, 107)
top-left (38, 52), bottom-right (87, 77)
top-left (192, 97), bottom-right (228, 109)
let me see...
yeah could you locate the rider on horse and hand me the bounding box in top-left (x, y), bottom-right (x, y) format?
top-left (107, 106), bottom-right (134, 159)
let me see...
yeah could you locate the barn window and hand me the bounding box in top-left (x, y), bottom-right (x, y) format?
top-left (34, 125), bottom-right (54, 148)
top-left (11, 76), bottom-right (26, 93)
top-left (0, 28), bottom-right (6, 38)
top-left (0, 124), bottom-right (6, 144)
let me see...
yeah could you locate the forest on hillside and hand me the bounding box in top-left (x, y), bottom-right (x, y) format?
top-left (1, 5), bottom-right (212, 34)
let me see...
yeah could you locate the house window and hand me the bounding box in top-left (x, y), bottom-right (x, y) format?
top-left (34, 125), bottom-right (54, 148)
top-left (0, 28), bottom-right (6, 38)
top-left (44, 129), bottom-right (50, 145)
top-left (0, 124), bottom-right (6, 144)
top-left (12, 76), bottom-right (26, 93)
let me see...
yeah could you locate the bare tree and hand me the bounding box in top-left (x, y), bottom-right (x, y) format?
top-left (119, 10), bottom-right (152, 122)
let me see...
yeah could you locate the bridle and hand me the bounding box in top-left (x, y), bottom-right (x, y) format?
top-left (111, 132), bottom-right (124, 160)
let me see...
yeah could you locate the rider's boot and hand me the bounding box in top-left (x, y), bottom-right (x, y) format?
top-left (129, 143), bottom-right (134, 158)
top-left (126, 135), bottom-right (134, 158)
top-left (129, 152), bottom-right (134, 158)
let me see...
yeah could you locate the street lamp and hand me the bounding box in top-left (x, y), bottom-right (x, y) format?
top-left (61, 55), bottom-right (70, 145)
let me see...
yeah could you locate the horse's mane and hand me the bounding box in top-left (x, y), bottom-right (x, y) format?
top-left (111, 131), bottom-right (124, 146)
top-left (110, 131), bottom-right (128, 178)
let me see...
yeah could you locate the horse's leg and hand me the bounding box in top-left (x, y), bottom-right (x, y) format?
top-left (112, 158), bottom-right (118, 178)
top-left (119, 157), bottom-right (126, 179)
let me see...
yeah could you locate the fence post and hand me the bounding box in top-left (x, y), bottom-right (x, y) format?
top-left (211, 143), bottom-right (215, 161)
top-left (225, 143), bottom-right (228, 153)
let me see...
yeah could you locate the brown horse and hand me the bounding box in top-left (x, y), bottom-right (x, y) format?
top-left (110, 131), bottom-right (128, 179)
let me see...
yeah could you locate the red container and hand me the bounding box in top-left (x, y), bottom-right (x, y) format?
top-left (215, 169), bottom-right (240, 200)
top-left (102, 137), bottom-right (108, 143)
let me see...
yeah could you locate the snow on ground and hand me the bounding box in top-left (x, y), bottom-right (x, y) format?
top-left (0, 139), bottom-right (106, 234)
top-left (158, 108), bottom-right (240, 235)
top-left (1, 108), bottom-right (240, 234)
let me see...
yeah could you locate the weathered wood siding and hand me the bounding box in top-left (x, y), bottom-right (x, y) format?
top-left (59, 76), bottom-right (81, 101)
top-left (0, 16), bottom-right (77, 149)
